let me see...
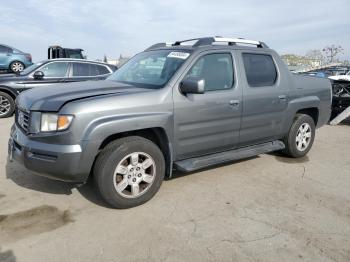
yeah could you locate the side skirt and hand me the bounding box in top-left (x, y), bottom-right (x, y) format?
top-left (174, 140), bottom-right (285, 172)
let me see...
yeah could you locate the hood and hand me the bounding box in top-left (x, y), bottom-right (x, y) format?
top-left (17, 80), bottom-right (152, 111)
top-left (0, 73), bottom-right (25, 82)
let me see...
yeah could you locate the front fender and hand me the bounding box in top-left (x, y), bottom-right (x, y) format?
top-left (76, 112), bottom-right (174, 180)
top-left (81, 112), bottom-right (173, 142)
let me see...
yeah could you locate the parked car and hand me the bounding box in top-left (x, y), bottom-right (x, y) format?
top-left (0, 59), bottom-right (117, 118)
top-left (330, 78), bottom-right (350, 118)
top-left (9, 37), bottom-right (332, 209)
top-left (0, 44), bottom-right (32, 73)
top-left (329, 70), bottom-right (350, 82)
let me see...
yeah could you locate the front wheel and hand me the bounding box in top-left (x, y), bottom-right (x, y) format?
top-left (0, 92), bottom-right (15, 118)
top-left (94, 136), bottom-right (165, 209)
top-left (282, 114), bottom-right (315, 158)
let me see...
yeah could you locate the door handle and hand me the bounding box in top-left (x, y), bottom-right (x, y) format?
top-left (278, 95), bottom-right (287, 100)
top-left (229, 100), bottom-right (240, 106)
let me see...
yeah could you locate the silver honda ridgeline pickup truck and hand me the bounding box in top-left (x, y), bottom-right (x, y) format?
top-left (8, 37), bottom-right (332, 208)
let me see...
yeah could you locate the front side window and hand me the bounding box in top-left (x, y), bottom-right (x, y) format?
top-left (186, 53), bottom-right (234, 91)
top-left (108, 50), bottom-right (191, 88)
top-left (242, 53), bottom-right (277, 87)
top-left (40, 62), bottom-right (69, 77)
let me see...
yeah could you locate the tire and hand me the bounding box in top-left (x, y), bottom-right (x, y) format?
top-left (282, 114), bottom-right (315, 158)
top-left (94, 136), bottom-right (165, 209)
top-left (9, 61), bottom-right (25, 73)
top-left (0, 92), bottom-right (15, 118)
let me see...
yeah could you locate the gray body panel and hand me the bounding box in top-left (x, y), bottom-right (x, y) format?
top-left (9, 44), bottom-right (332, 182)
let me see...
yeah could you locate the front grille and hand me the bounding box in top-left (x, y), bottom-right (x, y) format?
top-left (15, 108), bottom-right (30, 133)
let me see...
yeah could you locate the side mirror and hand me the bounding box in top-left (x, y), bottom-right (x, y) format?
top-left (180, 78), bottom-right (205, 94)
top-left (33, 71), bottom-right (44, 80)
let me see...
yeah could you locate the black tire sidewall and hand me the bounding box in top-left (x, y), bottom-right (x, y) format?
top-left (0, 92), bottom-right (15, 118)
top-left (94, 137), bottom-right (165, 209)
top-left (286, 114), bottom-right (315, 158)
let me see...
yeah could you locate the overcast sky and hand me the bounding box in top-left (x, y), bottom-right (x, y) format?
top-left (1, 0), bottom-right (349, 61)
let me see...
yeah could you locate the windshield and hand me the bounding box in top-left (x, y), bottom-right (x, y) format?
top-left (107, 50), bottom-right (191, 88)
top-left (20, 61), bottom-right (45, 75)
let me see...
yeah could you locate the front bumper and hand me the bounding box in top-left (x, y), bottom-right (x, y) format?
top-left (8, 124), bottom-right (89, 182)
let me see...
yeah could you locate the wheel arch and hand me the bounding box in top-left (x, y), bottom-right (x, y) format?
top-left (97, 127), bottom-right (173, 178)
top-left (9, 60), bottom-right (24, 68)
top-left (296, 107), bottom-right (319, 125)
top-left (282, 96), bottom-right (321, 135)
top-left (0, 86), bottom-right (17, 101)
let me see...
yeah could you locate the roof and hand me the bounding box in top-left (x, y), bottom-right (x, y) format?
top-left (145, 37), bottom-right (270, 52)
top-left (44, 58), bottom-right (113, 66)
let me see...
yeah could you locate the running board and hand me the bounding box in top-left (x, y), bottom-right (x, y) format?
top-left (174, 140), bottom-right (285, 172)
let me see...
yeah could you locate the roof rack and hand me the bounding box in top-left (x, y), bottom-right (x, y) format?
top-left (145, 37), bottom-right (268, 51)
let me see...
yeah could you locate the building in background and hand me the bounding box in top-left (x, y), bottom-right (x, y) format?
top-left (100, 54), bottom-right (130, 67)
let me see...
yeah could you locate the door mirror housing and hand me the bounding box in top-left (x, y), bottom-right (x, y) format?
top-left (180, 78), bottom-right (205, 94)
top-left (33, 71), bottom-right (44, 80)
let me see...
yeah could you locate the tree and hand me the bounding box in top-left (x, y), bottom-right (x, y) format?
top-left (281, 54), bottom-right (308, 66)
top-left (103, 55), bottom-right (108, 63)
top-left (322, 45), bottom-right (344, 63)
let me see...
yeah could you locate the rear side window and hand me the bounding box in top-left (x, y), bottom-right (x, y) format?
top-left (186, 53), bottom-right (234, 91)
top-left (242, 53), bottom-right (277, 87)
top-left (72, 63), bottom-right (110, 76)
top-left (97, 65), bottom-right (110, 75)
top-left (72, 63), bottom-right (90, 76)
top-left (0, 45), bottom-right (12, 53)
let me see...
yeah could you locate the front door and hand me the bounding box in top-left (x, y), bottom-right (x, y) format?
top-left (24, 61), bottom-right (70, 89)
top-left (173, 52), bottom-right (242, 160)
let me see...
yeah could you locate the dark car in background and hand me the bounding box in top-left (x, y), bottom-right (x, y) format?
top-left (0, 44), bottom-right (33, 73)
top-left (0, 59), bottom-right (117, 118)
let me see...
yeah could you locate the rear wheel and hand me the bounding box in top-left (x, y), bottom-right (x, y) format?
top-left (10, 61), bottom-right (24, 73)
top-left (0, 92), bottom-right (15, 118)
top-left (282, 114), bottom-right (315, 158)
top-left (94, 136), bottom-right (165, 209)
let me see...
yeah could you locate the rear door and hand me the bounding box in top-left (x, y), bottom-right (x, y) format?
top-left (173, 51), bottom-right (242, 159)
top-left (24, 61), bottom-right (69, 89)
top-left (67, 62), bottom-right (112, 83)
top-left (238, 51), bottom-right (289, 145)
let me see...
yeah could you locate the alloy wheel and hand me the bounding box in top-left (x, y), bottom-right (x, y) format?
top-left (11, 62), bottom-right (24, 72)
top-left (295, 123), bottom-right (312, 151)
top-left (113, 152), bottom-right (156, 198)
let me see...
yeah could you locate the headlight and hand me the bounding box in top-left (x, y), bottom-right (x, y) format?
top-left (41, 113), bottom-right (74, 132)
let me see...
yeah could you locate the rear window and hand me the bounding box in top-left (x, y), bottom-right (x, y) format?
top-left (242, 53), bottom-right (277, 87)
top-left (97, 65), bottom-right (110, 75)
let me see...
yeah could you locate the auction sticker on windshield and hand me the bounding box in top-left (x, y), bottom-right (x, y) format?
top-left (167, 52), bottom-right (190, 59)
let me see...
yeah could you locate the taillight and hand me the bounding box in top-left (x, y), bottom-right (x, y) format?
top-left (25, 54), bottom-right (32, 62)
